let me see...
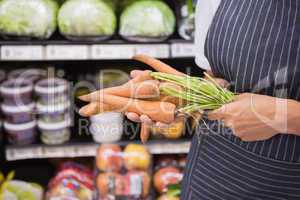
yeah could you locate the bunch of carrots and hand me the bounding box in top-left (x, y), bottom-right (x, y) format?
top-left (79, 55), bottom-right (234, 143)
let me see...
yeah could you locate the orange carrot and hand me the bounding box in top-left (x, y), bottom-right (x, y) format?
top-left (78, 102), bottom-right (118, 117)
top-left (79, 80), bottom-right (160, 102)
top-left (82, 94), bottom-right (176, 124)
top-left (133, 54), bottom-right (185, 76)
top-left (140, 123), bottom-right (151, 143)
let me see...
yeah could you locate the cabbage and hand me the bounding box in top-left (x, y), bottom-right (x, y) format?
top-left (58, 0), bottom-right (117, 38)
top-left (3, 181), bottom-right (43, 200)
top-left (120, 0), bottom-right (175, 40)
top-left (0, 0), bottom-right (58, 39)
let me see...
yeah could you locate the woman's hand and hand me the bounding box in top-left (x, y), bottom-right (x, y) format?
top-left (207, 93), bottom-right (292, 142)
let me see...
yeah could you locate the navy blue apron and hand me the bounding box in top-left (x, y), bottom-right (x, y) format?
top-left (181, 0), bottom-right (300, 199)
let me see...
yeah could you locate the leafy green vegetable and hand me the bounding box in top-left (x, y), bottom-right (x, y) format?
top-left (58, 0), bottom-right (117, 37)
top-left (0, 0), bottom-right (58, 38)
top-left (119, 0), bottom-right (175, 38)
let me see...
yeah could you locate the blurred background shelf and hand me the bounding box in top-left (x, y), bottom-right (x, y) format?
top-left (5, 140), bottom-right (191, 161)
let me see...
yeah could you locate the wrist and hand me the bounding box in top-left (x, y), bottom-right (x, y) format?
top-left (276, 99), bottom-right (300, 135)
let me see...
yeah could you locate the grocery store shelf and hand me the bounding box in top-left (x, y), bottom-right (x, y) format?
top-left (0, 39), bottom-right (195, 61)
top-left (5, 140), bottom-right (191, 161)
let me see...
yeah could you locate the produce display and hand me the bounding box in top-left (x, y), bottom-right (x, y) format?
top-left (119, 0), bottom-right (176, 42)
top-left (0, 0), bottom-right (58, 39)
top-left (58, 0), bottom-right (117, 40)
top-left (96, 144), bottom-right (152, 199)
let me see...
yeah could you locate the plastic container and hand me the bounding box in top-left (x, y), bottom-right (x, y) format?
top-left (0, 70), bottom-right (5, 83)
top-left (37, 102), bottom-right (70, 123)
top-left (150, 116), bottom-right (185, 139)
top-left (4, 120), bottom-right (37, 145)
top-left (8, 68), bottom-right (47, 83)
top-left (35, 78), bottom-right (69, 105)
top-left (38, 119), bottom-right (71, 145)
top-left (0, 79), bottom-right (33, 106)
top-left (1, 103), bottom-right (35, 124)
top-left (89, 112), bottom-right (123, 143)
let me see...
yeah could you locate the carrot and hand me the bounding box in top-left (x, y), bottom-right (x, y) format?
top-left (78, 102), bottom-right (118, 117)
top-left (140, 123), bottom-right (151, 143)
top-left (78, 80), bottom-right (160, 102)
top-left (81, 94), bottom-right (176, 124)
top-left (133, 54), bottom-right (185, 76)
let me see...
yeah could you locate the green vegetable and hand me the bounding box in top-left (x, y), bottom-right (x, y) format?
top-left (151, 72), bottom-right (235, 113)
top-left (58, 0), bottom-right (117, 37)
top-left (0, 0), bottom-right (58, 39)
top-left (120, 0), bottom-right (175, 39)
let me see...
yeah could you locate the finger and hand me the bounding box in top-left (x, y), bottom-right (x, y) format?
top-left (130, 70), bottom-right (145, 78)
top-left (155, 122), bottom-right (170, 128)
top-left (79, 102), bottom-right (114, 117)
top-left (207, 106), bottom-right (227, 121)
top-left (140, 114), bottom-right (154, 125)
top-left (126, 112), bottom-right (141, 123)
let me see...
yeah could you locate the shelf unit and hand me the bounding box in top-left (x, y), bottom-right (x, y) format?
top-left (6, 140), bottom-right (191, 161)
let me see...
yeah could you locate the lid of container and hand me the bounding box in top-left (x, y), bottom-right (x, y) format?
top-left (36, 102), bottom-right (70, 113)
top-left (0, 79), bottom-right (33, 95)
top-left (35, 78), bottom-right (69, 94)
top-left (37, 118), bottom-right (71, 130)
top-left (4, 120), bottom-right (36, 131)
top-left (1, 103), bottom-right (35, 113)
top-left (8, 68), bottom-right (46, 80)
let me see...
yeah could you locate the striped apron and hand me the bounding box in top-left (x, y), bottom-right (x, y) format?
top-left (181, 0), bottom-right (300, 199)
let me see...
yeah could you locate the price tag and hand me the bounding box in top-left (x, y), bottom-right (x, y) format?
top-left (171, 43), bottom-right (195, 58)
top-left (43, 146), bottom-right (71, 157)
top-left (1, 45), bottom-right (43, 60)
top-left (135, 44), bottom-right (170, 58)
top-left (46, 45), bottom-right (89, 60)
top-left (91, 45), bottom-right (135, 59)
top-left (6, 147), bottom-right (42, 161)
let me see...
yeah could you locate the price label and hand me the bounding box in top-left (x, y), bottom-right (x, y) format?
top-left (6, 147), bottom-right (42, 161)
top-left (46, 45), bottom-right (89, 60)
top-left (171, 43), bottom-right (195, 58)
top-left (43, 146), bottom-right (71, 157)
top-left (91, 45), bottom-right (135, 59)
top-left (135, 44), bottom-right (170, 58)
top-left (1, 46), bottom-right (43, 60)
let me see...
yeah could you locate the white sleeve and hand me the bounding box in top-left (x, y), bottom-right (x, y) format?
top-left (194, 0), bottom-right (221, 71)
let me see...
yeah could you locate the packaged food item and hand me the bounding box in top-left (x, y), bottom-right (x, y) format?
top-left (123, 171), bottom-right (151, 198)
top-left (35, 78), bottom-right (69, 105)
top-left (124, 144), bottom-right (151, 171)
top-left (46, 162), bottom-right (94, 200)
top-left (150, 116), bottom-right (185, 139)
top-left (0, 0), bottom-right (58, 39)
top-left (96, 144), bottom-right (123, 172)
top-left (8, 69), bottom-right (47, 83)
top-left (97, 70), bottom-right (130, 89)
top-left (89, 112), bottom-right (123, 143)
top-left (96, 144), bottom-right (152, 199)
top-left (38, 119), bottom-right (71, 145)
top-left (2, 180), bottom-right (44, 200)
top-left (153, 166), bottom-right (183, 194)
top-left (37, 102), bottom-right (70, 123)
top-left (155, 155), bottom-right (179, 171)
top-left (119, 0), bottom-right (175, 42)
top-left (4, 120), bottom-right (37, 145)
top-left (175, 0), bottom-right (196, 40)
top-left (97, 172), bottom-right (124, 198)
top-left (157, 194), bottom-right (180, 200)
top-left (0, 79), bottom-right (33, 106)
top-left (58, 0), bottom-right (117, 41)
top-left (1, 103), bottom-right (35, 124)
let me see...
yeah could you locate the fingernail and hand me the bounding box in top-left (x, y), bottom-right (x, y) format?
top-left (78, 94), bottom-right (90, 101)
